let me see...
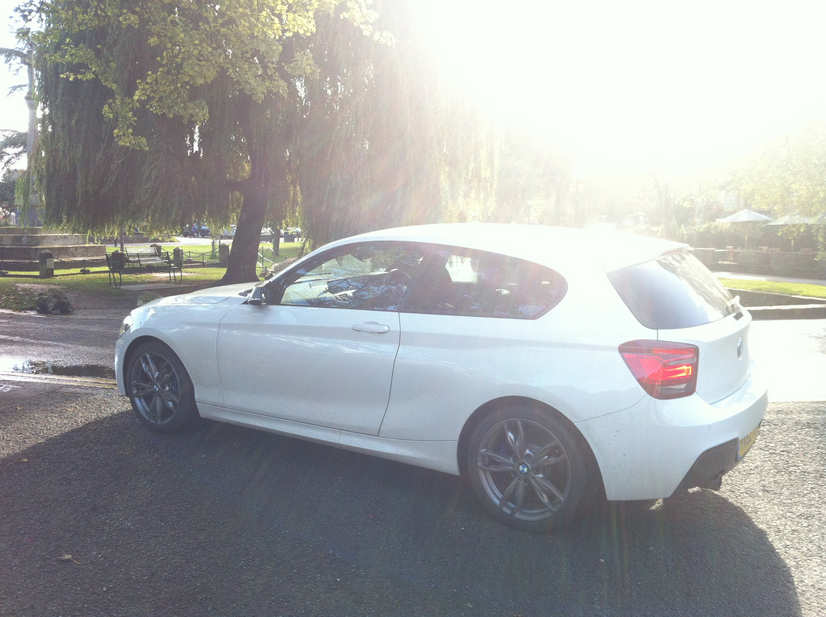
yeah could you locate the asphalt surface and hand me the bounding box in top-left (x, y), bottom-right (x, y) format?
top-left (0, 299), bottom-right (824, 616)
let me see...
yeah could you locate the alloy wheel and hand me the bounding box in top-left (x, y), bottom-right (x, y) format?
top-left (474, 418), bottom-right (572, 523)
top-left (129, 351), bottom-right (181, 427)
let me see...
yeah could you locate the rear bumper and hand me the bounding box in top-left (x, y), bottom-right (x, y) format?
top-left (575, 367), bottom-right (768, 500)
top-left (675, 429), bottom-right (756, 491)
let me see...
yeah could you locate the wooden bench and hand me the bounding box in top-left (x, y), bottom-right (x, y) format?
top-left (106, 247), bottom-right (183, 288)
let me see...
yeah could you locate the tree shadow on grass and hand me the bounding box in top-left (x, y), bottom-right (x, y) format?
top-left (0, 412), bottom-right (801, 617)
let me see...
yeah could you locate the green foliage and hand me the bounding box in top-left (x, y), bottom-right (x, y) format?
top-left (27, 0), bottom-right (357, 149)
top-left (25, 0), bottom-right (375, 235)
top-left (296, 2), bottom-right (502, 245)
top-left (493, 128), bottom-right (560, 224)
top-left (0, 282), bottom-right (44, 310)
top-left (0, 131), bottom-right (26, 171)
top-left (22, 0), bottom-right (554, 281)
top-left (675, 222), bottom-right (749, 248)
top-left (0, 169), bottom-right (16, 205)
top-left (734, 121), bottom-right (826, 218)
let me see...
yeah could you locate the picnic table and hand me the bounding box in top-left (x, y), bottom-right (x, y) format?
top-left (106, 246), bottom-right (183, 288)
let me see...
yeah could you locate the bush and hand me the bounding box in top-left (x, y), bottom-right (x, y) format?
top-left (675, 223), bottom-right (745, 248)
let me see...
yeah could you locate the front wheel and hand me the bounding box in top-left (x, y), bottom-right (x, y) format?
top-left (126, 340), bottom-right (199, 433)
top-left (467, 404), bottom-right (591, 532)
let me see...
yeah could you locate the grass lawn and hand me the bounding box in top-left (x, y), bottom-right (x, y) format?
top-left (0, 242), bottom-right (304, 311)
top-left (105, 241), bottom-right (304, 258)
top-left (0, 267), bottom-right (228, 311)
top-left (719, 278), bottom-right (826, 299)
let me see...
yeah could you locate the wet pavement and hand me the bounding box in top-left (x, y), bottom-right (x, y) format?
top-left (0, 308), bottom-right (126, 376)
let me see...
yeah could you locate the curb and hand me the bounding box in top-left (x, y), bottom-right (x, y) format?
top-left (748, 305), bottom-right (826, 320)
top-left (726, 287), bottom-right (826, 320)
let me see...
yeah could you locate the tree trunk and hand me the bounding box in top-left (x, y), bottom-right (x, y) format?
top-left (221, 185), bottom-right (267, 283)
top-left (220, 96), bottom-right (278, 284)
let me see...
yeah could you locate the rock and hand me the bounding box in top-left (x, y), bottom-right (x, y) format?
top-left (35, 290), bottom-right (74, 314)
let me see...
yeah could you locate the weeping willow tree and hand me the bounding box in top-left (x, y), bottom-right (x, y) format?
top-left (24, 0), bottom-right (376, 281)
top-left (24, 0), bottom-right (550, 281)
top-left (295, 0), bottom-right (572, 245)
top-left (294, 0), bottom-right (501, 247)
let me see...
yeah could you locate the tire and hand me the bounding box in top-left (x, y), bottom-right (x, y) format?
top-left (126, 340), bottom-right (199, 433)
top-left (466, 403), bottom-right (591, 532)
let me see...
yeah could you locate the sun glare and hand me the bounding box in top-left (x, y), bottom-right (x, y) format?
top-left (3, 0), bottom-right (826, 178)
top-left (411, 0), bottom-right (826, 175)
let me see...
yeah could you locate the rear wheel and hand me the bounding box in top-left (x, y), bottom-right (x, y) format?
top-left (467, 403), bottom-right (591, 532)
top-left (127, 340), bottom-right (198, 433)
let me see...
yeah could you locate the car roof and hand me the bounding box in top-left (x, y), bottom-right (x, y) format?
top-left (337, 224), bottom-right (685, 273)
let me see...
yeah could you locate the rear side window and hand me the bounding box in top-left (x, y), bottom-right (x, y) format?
top-left (403, 247), bottom-right (567, 319)
top-left (608, 251), bottom-right (735, 329)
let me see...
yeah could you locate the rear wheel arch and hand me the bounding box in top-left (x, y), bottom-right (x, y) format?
top-left (461, 397), bottom-right (608, 530)
top-left (458, 397), bottom-right (605, 497)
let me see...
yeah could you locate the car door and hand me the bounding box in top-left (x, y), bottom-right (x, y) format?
top-left (216, 241), bottom-right (427, 435)
top-left (380, 246), bottom-right (574, 442)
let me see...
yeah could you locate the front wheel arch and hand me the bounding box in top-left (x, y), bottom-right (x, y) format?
top-left (122, 335), bottom-right (183, 385)
top-left (124, 338), bottom-right (200, 433)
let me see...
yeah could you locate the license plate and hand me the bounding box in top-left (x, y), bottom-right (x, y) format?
top-left (738, 423), bottom-right (761, 460)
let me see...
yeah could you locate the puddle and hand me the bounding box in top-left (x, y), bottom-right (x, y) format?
top-left (6, 360), bottom-right (115, 380)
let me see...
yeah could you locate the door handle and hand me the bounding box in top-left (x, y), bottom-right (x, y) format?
top-left (352, 322), bottom-right (391, 334)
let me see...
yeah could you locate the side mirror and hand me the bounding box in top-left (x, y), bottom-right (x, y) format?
top-left (248, 286), bottom-right (265, 306)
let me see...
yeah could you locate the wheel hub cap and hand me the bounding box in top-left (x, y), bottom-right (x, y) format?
top-left (517, 462), bottom-right (530, 476)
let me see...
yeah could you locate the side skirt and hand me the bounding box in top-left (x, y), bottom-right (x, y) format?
top-left (197, 404), bottom-right (460, 476)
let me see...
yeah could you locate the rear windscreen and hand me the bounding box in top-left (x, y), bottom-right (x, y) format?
top-left (607, 251), bottom-right (736, 329)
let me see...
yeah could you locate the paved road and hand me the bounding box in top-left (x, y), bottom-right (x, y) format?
top-left (0, 385), bottom-right (822, 616)
top-left (0, 309), bottom-right (823, 615)
top-left (749, 320), bottom-right (826, 402)
top-left (0, 308), bottom-right (124, 373)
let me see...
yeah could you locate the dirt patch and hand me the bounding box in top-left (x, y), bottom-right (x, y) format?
top-left (66, 282), bottom-right (219, 311)
top-left (0, 284), bottom-right (53, 311)
top-left (0, 282), bottom-right (218, 312)
top-left (63, 289), bottom-right (144, 311)
top-left (15, 283), bottom-right (52, 293)
top-left (0, 284), bottom-right (79, 312)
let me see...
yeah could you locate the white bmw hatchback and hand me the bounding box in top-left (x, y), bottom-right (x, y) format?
top-left (115, 224), bottom-right (767, 531)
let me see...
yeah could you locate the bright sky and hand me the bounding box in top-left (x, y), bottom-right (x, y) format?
top-left (2, 0), bottom-right (826, 176)
top-left (0, 0), bottom-right (26, 133)
top-left (412, 0), bottom-right (826, 175)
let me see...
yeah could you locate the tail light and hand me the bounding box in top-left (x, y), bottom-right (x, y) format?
top-left (619, 340), bottom-right (698, 400)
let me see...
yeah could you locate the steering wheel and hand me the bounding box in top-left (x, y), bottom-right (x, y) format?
top-left (387, 269), bottom-right (412, 285)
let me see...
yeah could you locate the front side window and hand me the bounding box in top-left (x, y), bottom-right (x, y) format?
top-left (273, 242), bottom-right (426, 311)
top-left (404, 247), bottom-right (567, 319)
